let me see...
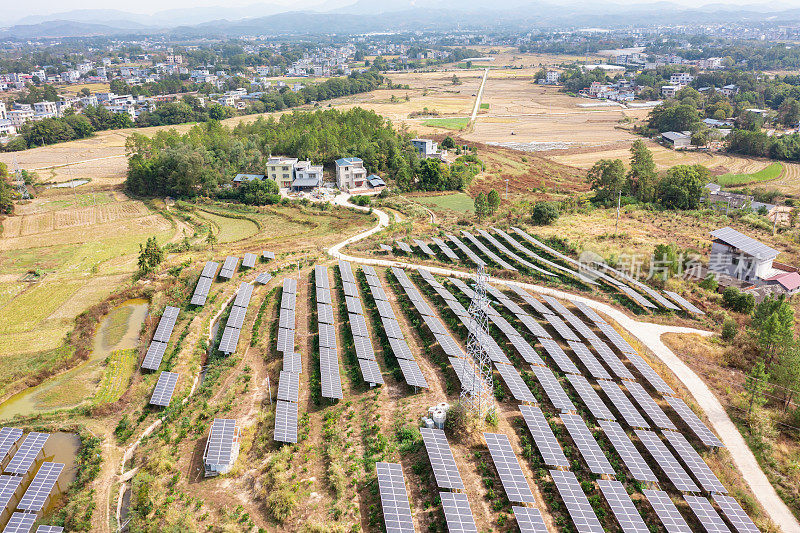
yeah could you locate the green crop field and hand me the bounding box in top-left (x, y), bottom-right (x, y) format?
top-left (421, 117), bottom-right (470, 130)
top-left (717, 162), bottom-right (783, 187)
top-left (415, 192), bottom-right (475, 213)
top-left (196, 209), bottom-right (259, 243)
top-left (94, 349), bottom-right (137, 405)
top-left (480, 103), bottom-right (490, 109)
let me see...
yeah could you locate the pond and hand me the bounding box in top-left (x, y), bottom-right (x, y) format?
top-left (0, 298), bottom-right (149, 420)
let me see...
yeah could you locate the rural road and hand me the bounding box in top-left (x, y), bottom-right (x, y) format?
top-left (469, 68), bottom-right (490, 127)
top-left (328, 199), bottom-right (800, 533)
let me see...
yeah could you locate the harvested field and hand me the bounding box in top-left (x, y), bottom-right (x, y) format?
top-left (758, 161), bottom-right (800, 194)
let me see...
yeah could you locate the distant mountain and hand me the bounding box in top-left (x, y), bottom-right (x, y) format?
top-left (0, 20), bottom-right (158, 39)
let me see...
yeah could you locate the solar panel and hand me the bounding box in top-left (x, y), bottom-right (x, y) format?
top-left (571, 300), bottom-right (607, 325)
top-left (3, 513), bottom-right (36, 533)
top-left (432, 237), bottom-right (459, 261)
top-left (283, 278), bottom-right (297, 294)
top-left (531, 365), bottom-right (576, 413)
top-left (397, 358), bottom-right (428, 388)
top-left (599, 264), bottom-right (680, 310)
top-left (17, 461), bottom-right (63, 512)
top-left (218, 256), bottom-right (239, 279)
top-left (495, 363), bottom-right (537, 403)
top-left (200, 261), bottom-right (220, 278)
top-left (598, 380), bottom-right (650, 428)
top-left (413, 239), bottom-right (437, 257)
top-left (566, 374), bottom-right (615, 421)
top-left (478, 229), bottom-right (555, 275)
top-left (421, 314), bottom-right (446, 336)
top-left (142, 340), bottom-right (168, 370)
top-left (563, 313), bottom-right (600, 341)
top-left (315, 265), bottom-right (330, 287)
top-left (388, 337), bottom-right (414, 361)
top-left (596, 322), bottom-right (637, 355)
top-left (241, 252), bottom-right (257, 269)
top-left (538, 338), bottom-right (580, 374)
top-left (420, 428), bottom-right (463, 489)
top-left (713, 495), bottom-right (760, 533)
top-left (685, 495), bottom-right (733, 533)
top-left (277, 371), bottom-right (300, 403)
top-left (561, 413), bottom-right (616, 475)
top-left (620, 384), bottom-right (674, 431)
top-left (338, 260), bottom-right (355, 282)
top-left (317, 302), bottom-right (334, 324)
top-left (376, 462), bottom-right (414, 533)
top-left (5, 432), bottom-right (49, 475)
top-left (495, 296), bottom-right (527, 316)
top-left (375, 299), bottom-right (396, 318)
top-left (664, 396), bottom-right (724, 448)
top-left (435, 333), bottom-right (464, 358)
top-left (349, 313), bottom-right (369, 338)
top-left (274, 401), bottom-right (298, 444)
top-left (233, 283), bottom-right (254, 308)
top-left (567, 341), bottom-right (611, 380)
top-left (440, 492), bottom-right (478, 533)
top-left (462, 230), bottom-right (517, 270)
top-left (540, 295), bottom-right (571, 316)
top-left (0, 474), bottom-right (22, 512)
top-left (359, 357), bottom-right (384, 385)
top-left (484, 433), bottom-right (535, 504)
top-left (507, 334), bottom-right (545, 366)
top-left (262, 250), bottom-right (275, 260)
top-left (446, 234), bottom-right (486, 267)
top-left (0, 428), bottom-right (23, 463)
top-left (644, 490), bottom-right (693, 533)
top-left (320, 353), bottom-right (343, 400)
top-left (283, 352), bottom-right (302, 374)
top-left (281, 290), bottom-right (296, 310)
top-left (353, 335), bottom-right (376, 361)
top-left (361, 265), bottom-right (377, 278)
top-left (513, 506), bottom-right (548, 533)
top-left (664, 291), bottom-right (705, 315)
top-left (395, 241), bottom-right (413, 254)
top-left (342, 281), bottom-right (359, 298)
top-left (635, 429), bottom-right (700, 492)
top-left (219, 326), bottom-right (242, 354)
top-left (598, 479), bottom-right (649, 533)
top-left (543, 313), bottom-right (580, 342)
top-left (626, 353), bottom-right (676, 396)
top-left (228, 305), bottom-right (248, 329)
top-left (150, 371), bottom-right (179, 407)
top-left (506, 286), bottom-right (552, 317)
top-left (587, 337), bottom-right (635, 380)
top-left (382, 318), bottom-right (404, 340)
top-left (315, 286), bottom-right (332, 304)
top-left (152, 306), bottom-right (179, 343)
top-left (450, 358), bottom-right (492, 399)
top-left (370, 284), bottom-right (388, 301)
top-left (345, 295), bottom-right (363, 315)
top-left (255, 272), bottom-right (272, 285)
top-left (36, 527), bottom-right (64, 533)
top-left (206, 419), bottom-right (239, 464)
top-left (318, 323), bottom-right (336, 349)
top-left (599, 419), bottom-right (657, 482)
top-left (191, 276), bottom-right (213, 306)
top-left (514, 313), bottom-right (551, 339)
top-left (550, 469), bottom-right (604, 533)
top-left (277, 326), bottom-right (295, 353)
top-left (663, 431), bottom-right (727, 494)
top-left (519, 405), bottom-right (569, 467)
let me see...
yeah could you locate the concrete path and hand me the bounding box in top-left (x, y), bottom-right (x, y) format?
top-left (328, 202), bottom-right (800, 533)
top-left (468, 68), bottom-right (490, 127)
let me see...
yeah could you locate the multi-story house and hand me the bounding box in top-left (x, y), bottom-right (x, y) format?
top-left (33, 101), bottom-right (58, 118)
top-left (291, 161), bottom-right (324, 190)
top-left (670, 73), bottom-right (694, 85)
top-left (335, 157), bottom-right (367, 191)
top-left (266, 156), bottom-right (299, 188)
top-left (0, 102), bottom-right (6, 121)
top-left (411, 138), bottom-right (448, 160)
top-left (8, 106), bottom-right (34, 127)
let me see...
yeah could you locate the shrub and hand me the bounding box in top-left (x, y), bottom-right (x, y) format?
top-left (722, 317), bottom-right (738, 340)
top-left (722, 287), bottom-right (755, 313)
top-left (530, 202), bottom-right (559, 225)
top-left (699, 274), bottom-right (718, 291)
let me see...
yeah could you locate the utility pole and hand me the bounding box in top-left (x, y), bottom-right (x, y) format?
top-left (505, 178), bottom-right (509, 199)
top-left (615, 190), bottom-right (621, 234)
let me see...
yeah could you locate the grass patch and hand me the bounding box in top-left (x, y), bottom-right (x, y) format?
top-left (101, 305), bottom-right (134, 348)
top-left (415, 192), bottom-right (475, 213)
top-left (480, 103), bottom-right (490, 109)
top-left (194, 209), bottom-right (259, 243)
top-left (421, 117), bottom-right (469, 131)
top-left (94, 348), bottom-right (137, 404)
top-left (717, 162), bottom-right (783, 187)
top-left (0, 279), bottom-right (85, 333)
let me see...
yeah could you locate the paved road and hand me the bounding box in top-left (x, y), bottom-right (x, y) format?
top-left (328, 200), bottom-right (799, 533)
top-left (468, 68), bottom-right (490, 127)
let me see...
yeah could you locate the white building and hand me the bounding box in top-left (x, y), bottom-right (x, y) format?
top-left (335, 157), bottom-right (367, 191)
top-left (0, 102), bottom-right (6, 121)
top-left (545, 71), bottom-right (560, 84)
top-left (661, 85), bottom-right (683, 98)
top-left (8, 107), bottom-right (34, 127)
top-left (33, 101), bottom-right (58, 117)
top-left (709, 227), bottom-right (780, 283)
top-left (266, 156), bottom-right (299, 189)
top-left (670, 73), bottom-right (694, 85)
top-left (411, 138), bottom-right (447, 160)
top-left (0, 121), bottom-right (16, 137)
top-left (291, 160), bottom-right (324, 190)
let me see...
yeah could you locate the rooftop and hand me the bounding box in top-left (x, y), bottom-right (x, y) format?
top-left (335, 157), bottom-right (362, 166)
top-left (710, 226), bottom-right (780, 260)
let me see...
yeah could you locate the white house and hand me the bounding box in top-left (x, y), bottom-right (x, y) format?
top-left (411, 138), bottom-right (447, 160)
top-left (661, 131), bottom-right (691, 149)
top-left (0, 102), bottom-right (6, 121)
top-left (709, 227), bottom-right (780, 283)
top-left (291, 161), bottom-right (323, 191)
top-left (545, 71), bottom-right (560, 84)
top-left (661, 85), bottom-right (683, 98)
top-left (33, 101), bottom-right (58, 118)
top-left (335, 157), bottom-right (367, 191)
top-left (670, 73), bottom-right (694, 85)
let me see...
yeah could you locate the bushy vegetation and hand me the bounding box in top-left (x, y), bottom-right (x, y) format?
top-left (530, 202), bottom-right (560, 225)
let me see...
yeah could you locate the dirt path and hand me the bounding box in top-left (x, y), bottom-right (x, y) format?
top-left (468, 68), bottom-right (490, 130)
top-left (328, 202), bottom-right (800, 533)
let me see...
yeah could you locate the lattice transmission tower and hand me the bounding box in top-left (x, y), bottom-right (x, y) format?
top-left (11, 155), bottom-right (29, 200)
top-left (460, 264), bottom-right (494, 419)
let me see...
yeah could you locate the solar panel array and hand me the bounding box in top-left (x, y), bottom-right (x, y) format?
top-left (440, 492), bottom-right (478, 533)
top-left (484, 433), bottom-right (535, 504)
top-left (662, 430), bottom-right (727, 494)
top-left (431, 236), bottom-right (459, 261)
top-left (538, 338), bottom-right (580, 375)
top-left (587, 336), bottom-right (635, 380)
top-left (550, 469), bottom-right (604, 533)
top-left (277, 370), bottom-right (300, 403)
top-left (635, 429), bottom-right (699, 492)
top-left (241, 252), bottom-right (257, 269)
top-left (685, 495), bottom-right (733, 533)
top-left (598, 479), bottom-right (649, 533)
top-left (598, 380), bottom-right (650, 428)
top-left (566, 374), bottom-right (615, 421)
top-left (17, 461), bottom-right (63, 512)
top-left (531, 365), bottom-right (576, 413)
top-left (494, 362), bottom-right (537, 403)
top-left (519, 405), bottom-right (569, 467)
top-left (219, 283), bottom-right (254, 355)
top-left (561, 413), bottom-right (616, 475)
top-left (218, 256), bottom-right (239, 279)
top-left (376, 462), bottom-right (414, 533)
top-left (713, 495), bottom-right (760, 533)
top-left (4, 513), bottom-right (36, 533)
top-left (599, 420), bottom-right (657, 482)
top-left (420, 428), bottom-right (464, 490)
top-left (315, 267), bottom-right (343, 400)
top-left (624, 381), bottom-right (677, 430)
top-left (255, 272), bottom-right (272, 285)
top-left (542, 313), bottom-right (581, 342)
top-left (339, 261), bottom-right (384, 387)
top-left (142, 305), bottom-right (180, 370)
top-left (150, 371), bottom-right (179, 407)
top-left (262, 250), bottom-right (275, 261)
top-left (395, 240), bottom-right (413, 254)
top-left (413, 239), bottom-right (437, 257)
top-left (598, 263), bottom-right (679, 311)
top-left (476, 229), bottom-right (555, 276)
top-left (664, 396), bottom-right (724, 448)
top-left (0, 428), bottom-right (22, 463)
top-left (274, 400), bottom-right (298, 444)
top-left (626, 352), bottom-right (676, 396)
top-left (36, 527), bottom-right (64, 533)
top-left (664, 291), bottom-right (705, 315)
top-left (5, 433), bottom-right (49, 475)
top-left (644, 489), bottom-right (693, 533)
top-left (206, 419), bottom-right (240, 465)
top-left (191, 261), bottom-right (219, 306)
top-left (0, 475), bottom-right (22, 513)
top-left (461, 230), bottom-right (517, 271)
top-left (446, 234), bottom-right (486, 266)
top-left (513, 506), bottom-right (549, 533)
top-left (567, 341), bottom-right (611, 381)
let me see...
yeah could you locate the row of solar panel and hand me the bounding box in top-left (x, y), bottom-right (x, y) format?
top-left (203, 418), bottom-right (240, 473)
top-left (191, 260), bottom-right (220, 306)
top-left (315, 267), bottom-right (343, 400)
top-left (142, 305), bottom-right (180, 371)
top-left (219, 282), bottom-right (255, 355)
top-left (339, 261), bottom-right (383, 386)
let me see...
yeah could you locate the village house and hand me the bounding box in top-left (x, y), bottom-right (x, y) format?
top-left (291, 161), bottom-right (324, 191)
top-left (266, 156), bottom-right (299, 189)
top-left (335, 157), bottom-right (368, 192)
top-left (661, 131), bottom-right (692, 149)
top-left (411, 138), bottom-right (448, 160)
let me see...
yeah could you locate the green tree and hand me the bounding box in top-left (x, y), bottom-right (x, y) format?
top-left (652, 243), bottom-right (680, 280)
top-left (755, 299), bottom-right (795, 366)
top-left (530, 202), bottom-right (559, 225)
top-left (487, 189), bottom-right (501, 214)
top-left (627, 140), bottom-right (657, 203)
top-left (772, 345), bottom-right (800, 411)
top-left (744, 360), bottom-right (770, 414)
top-left (722, 317), bottom-right (738, 341)
top-left (474, 192), bottom-right (488, 219)
top-left (137, 236), bottom-right (164, 275)
top-left (451, 74), bottom-right (461, 85)
top-left (586, 159), bottom-right (625, 202)
top-left (656, 164), bottom-right (709, 210)
top-left (440, 136), bottom-right (456, 149)
top-left (205, 226), bottom-right (217, 251)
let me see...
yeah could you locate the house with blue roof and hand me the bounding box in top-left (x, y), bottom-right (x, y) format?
top-left (335, 157), bottom-right (367, 191)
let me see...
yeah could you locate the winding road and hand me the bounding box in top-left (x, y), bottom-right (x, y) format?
top-left (329, 196), bottom-right (800, 533)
